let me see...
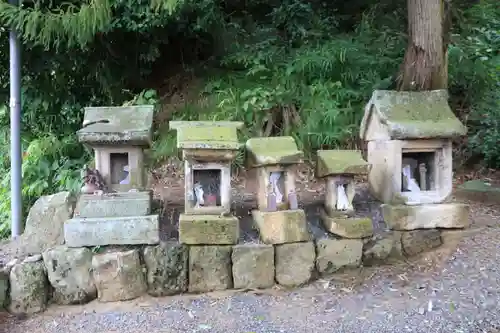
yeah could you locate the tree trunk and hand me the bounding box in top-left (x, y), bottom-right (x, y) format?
top-left (397, 0), bottom-right (450, 91)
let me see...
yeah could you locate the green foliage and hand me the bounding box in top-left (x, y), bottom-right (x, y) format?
top-left (0, 0), bottom-right (498, 238)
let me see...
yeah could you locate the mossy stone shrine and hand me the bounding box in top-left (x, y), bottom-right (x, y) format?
top-left (64, 105), bottom-right (160, 247)
top-left (360, 89), bottom-right (470, 230)
top-left (245, 136), bottom-right (310, 244)
top-left (169, 121), bottom-right (244, 245)
top-left (315, 150), bottom-right (373, 239)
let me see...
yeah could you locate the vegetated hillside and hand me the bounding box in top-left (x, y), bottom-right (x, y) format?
top-left (0, 0), bottom-right (498, 237)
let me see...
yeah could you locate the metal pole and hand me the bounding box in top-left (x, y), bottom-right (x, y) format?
top-left (9, 0), bottom-right (22, 239)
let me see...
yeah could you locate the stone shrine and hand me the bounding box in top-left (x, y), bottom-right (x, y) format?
top-left (360, 90), bottom-right (470, 230)
top-left (64, 105), bottom-right (159, 247)
top-left (169, 121), bottom-right (243, 245)
top-left (245, 136), bottom-right (309, 244)
top-left (315, 150), bottom-right (373, 238)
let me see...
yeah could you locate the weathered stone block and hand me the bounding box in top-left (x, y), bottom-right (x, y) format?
top-left (15, 191), bottom-right (75, 256)
top-left (179, 214), bottom-right (239, 245)
top-left (232, 244), bottom-right (274, 289)
top-left (8, 258), bottom-right (49, 315)
top-left (362, 231), bottom-right (403, 266)
top-left (401, 229), bottom-right (442, 256)
top-left (275, 242), bottom-right (315, 287)
top-left (42, 246), bottom-right (96, 305)
top-left (381, 203), bottom-right (470, 231)
top-left (64, 214), bottom-right (159, 247)
top-left (320, 209), bottom-right (373, 239)
top-left (188, 246), bottom-right (232, 293)
top-left (143, 242), bottom-right (188, 296)
top-left (315, 239), bottom-right (363, 275)
top-left (73, 191), bottom-right (151, 218)
top-left (0, 265), bottom-right (9, 309)
top-left (252, 209), bottom-right (309, 244)
top-left (92, 250), bottom-right (147, 302)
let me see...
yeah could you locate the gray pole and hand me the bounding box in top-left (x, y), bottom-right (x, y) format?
top-left (9, 0), bottom-right (22, 238)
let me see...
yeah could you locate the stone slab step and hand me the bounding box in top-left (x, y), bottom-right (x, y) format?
top-left (73, 191), bottom-right (152, 218)
top-left (64, 215), bottom-right (159, 247)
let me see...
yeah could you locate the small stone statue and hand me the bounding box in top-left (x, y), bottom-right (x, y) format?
top-left (120, 165), bottom-right (130, 185)
top-left (81, 165), bottom-right (108, 195)
top-left (336, 184), bottom-right (351, 210)
top-left (419, 163), bottom-right (427, 191)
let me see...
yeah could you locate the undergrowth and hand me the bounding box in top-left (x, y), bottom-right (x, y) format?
top-left (0, 0), bottom-right (498, 237)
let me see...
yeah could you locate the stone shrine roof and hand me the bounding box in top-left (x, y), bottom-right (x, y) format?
top-left (360, 90), bottom-right (467, 141)
top-left (245, 136), bottom-right (303, 167)
top-left (169, 121), bottom-right (243, 150)
top-left (77, 105), bottom-right (154, 146)
top-left (316, 150), bottom-right (370, 178)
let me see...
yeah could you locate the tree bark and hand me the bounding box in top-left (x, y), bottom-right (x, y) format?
top-left (397, 0), bottom-right (450, 91)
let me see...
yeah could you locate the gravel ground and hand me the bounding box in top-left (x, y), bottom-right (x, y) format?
top-left (3, 223), bottom-right (500, 333)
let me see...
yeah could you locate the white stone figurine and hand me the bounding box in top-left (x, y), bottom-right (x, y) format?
top-left (336, 184), bottom-right (351, 211)
top-left (120, 165), bottom-right (130, 185)
top-left (194, 182), bottom-right (205, 207)
top-left (269, 172), bottom-right (283, 203)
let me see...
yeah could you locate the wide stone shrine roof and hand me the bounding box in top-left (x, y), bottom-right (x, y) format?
top-left (245, 136), bottom-right (303, 167)
top-left (316, 150), bottom-right (370, 178)
top-left (77, 105), bottom-right (154, 146)
top-left (169, 121), bottom-right (243, 150)
top-left (360, 90), bottom-right (467, 141)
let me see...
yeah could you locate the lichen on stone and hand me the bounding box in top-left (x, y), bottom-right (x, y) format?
top-left (77, 105), bottom-right (154, 146)
top-left (245, 136), bottom-right (303, 167)
top-left (169, 121), bottom-right (243, 150)
top-left (316, 150), bottom-right (370, 177)
top-left (360, 90), bottom-right (467, 140)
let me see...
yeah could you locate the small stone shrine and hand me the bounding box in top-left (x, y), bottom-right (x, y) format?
top-left (245, 136), bottom-right (309, 244)
top-left (360, 90), bottom-right (470, 230)
top-left (315, 150), bottom-right (373, 238)
top-left (169, 121), bottom-right (243, 245)
top-left (64, 105), bottom-right (159, 247)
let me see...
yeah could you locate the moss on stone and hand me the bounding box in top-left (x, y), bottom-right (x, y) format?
top-left (169, 121), bottom-right (243, 150)
top-left (77, 105), bottom-right (154, 146)
top-left (245, 136), bottom-right (304, 167)
top-left (360, 90), bottom-right (467, 140)
top-left (316, 150), bottom-right (370, 177)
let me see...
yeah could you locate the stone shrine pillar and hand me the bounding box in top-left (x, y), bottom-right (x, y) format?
top-left (245, 136), bottom-right (310, 244)
top-left (169, 121), bottom-right (243, 245)
top-left (64, 105), bottom-right (159, 247)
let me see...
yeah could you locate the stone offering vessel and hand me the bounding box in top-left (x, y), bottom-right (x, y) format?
top-left (360, 90), bottom-right (470, 231)
top-left (64, 105), bottom-right (159, 247)
top-left (315, 150), bottom-right (373, 239)
top-left (169, 121), bottom-right (244, 245)
top-left (245, 136), bottom-right (310, 244)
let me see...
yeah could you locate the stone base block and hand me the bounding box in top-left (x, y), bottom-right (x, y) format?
top-left (189, 246), bottom-right (233, 293)
top-left (362, 232), bottom-right (403, 266)
top-left (400, 229), bottom-right (442, 256)
top-left (320, 209), bottom-right (373, 238)
top-left (92, 250), bottom-right (147, 302)
top-left (8, 259), bottom-right (49, 315)
top-left (381, 203), bottom-right (470, 231)
top-left (252, 209), bottom-right (309, 244)
top-left (275, 242), bottom-right (315, 287)
top-left (179, 214), bottom-right (239, 245)
top-left (315, 239), bottom-right (363, 275)
top-left (74, 191), bottom-right (151, 218)
top-left (64, 215), bottom-right (159, 247)
top-left (232, 244), bottom-right (274, 289)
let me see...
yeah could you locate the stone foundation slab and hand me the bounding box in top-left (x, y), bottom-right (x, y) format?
top-left (64, 215), bottom-right (159, 247)
top-left (178, 214), bottom-right (239, 245)
top-left (252, 209), bottom-right (309, 244)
